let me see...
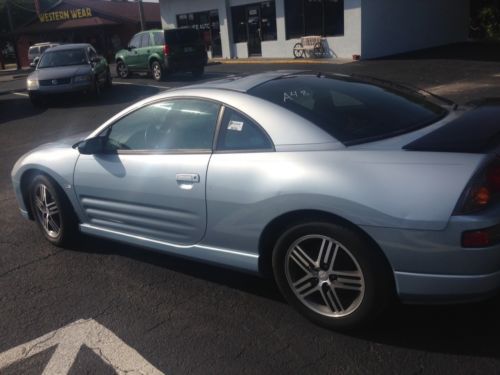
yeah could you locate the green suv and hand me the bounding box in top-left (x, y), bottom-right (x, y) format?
top-left (115, 29), bottom-right (207, 81)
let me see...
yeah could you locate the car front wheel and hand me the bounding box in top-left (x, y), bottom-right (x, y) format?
top-left (29, 174), bottom-right (77, 246)
top-left (272, 222), bottom-right (394, 330)
top-left (116, 60), bottom-right (129, 78)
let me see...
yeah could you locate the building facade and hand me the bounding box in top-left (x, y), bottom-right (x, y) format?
top-left (159, 0), bottom-right (469, 60)
top-left (15, 0), bottom-right (161, 67)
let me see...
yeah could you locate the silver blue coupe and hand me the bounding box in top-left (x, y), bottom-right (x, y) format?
top-left (11, 72), bottom-right (500, 329)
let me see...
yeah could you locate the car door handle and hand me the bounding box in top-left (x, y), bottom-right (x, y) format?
top-left (176, 174), bottom-right (200, 183)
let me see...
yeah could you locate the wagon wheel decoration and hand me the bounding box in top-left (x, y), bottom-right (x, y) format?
top-left (293, 42), bottom-right (304, 58)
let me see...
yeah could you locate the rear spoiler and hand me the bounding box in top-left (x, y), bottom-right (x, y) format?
top-left (403, 99), bottom-right (500, 154)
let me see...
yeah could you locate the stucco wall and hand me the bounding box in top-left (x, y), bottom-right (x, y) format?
top-left (159, 0), bottom-right (362, 59)
top-left (361, 0), bottom-right (470, 59)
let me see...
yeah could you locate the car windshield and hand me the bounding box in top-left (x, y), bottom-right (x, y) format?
top-left (38, 49), bottom-right (87, 68)
top-left (248, 74), bottom-right (448, 145)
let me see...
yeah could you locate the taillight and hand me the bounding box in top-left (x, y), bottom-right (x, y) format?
top-left (454, 157), bottom-right (500, 215)
top-left (487, 159), bottom-right (500, 192)
top-left (163, 44), bottom-right (170, 56)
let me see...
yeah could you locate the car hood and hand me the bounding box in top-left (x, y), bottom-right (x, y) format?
top-left (31, 65), bottom-right (91, 80)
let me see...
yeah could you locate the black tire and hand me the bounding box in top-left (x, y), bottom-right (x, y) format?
top-left (293, 43), bottom-right (304, 58)
top-left (116, 60), bottom-right (129, 78)
top-left (272, 222), bottom-right (394, 330)
top-left (92, 78), bottom-right (101, 99)
top-left (29, 92), bottom-right (44, 107)
top-left (191, 65), bottom-right (204, 78)
top-left (151, 60), bottom-right (164, 81)
top-left (104, 69), bottom-right (112, 89)
top-left (28, 174), bottom-right (78, 247)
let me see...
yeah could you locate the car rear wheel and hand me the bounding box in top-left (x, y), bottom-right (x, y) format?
top-left (116, 60), bottom-right (129, 78)
top-left (272, 222), bottom-right (394, 330)
top-left (151, 61), bottom-right (164, 81)
top-left (29, 174), bottom-right (77, 247)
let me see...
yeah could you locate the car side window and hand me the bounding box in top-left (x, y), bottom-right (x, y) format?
top-left (129, 34), bottom-right (141, 49)
top-left (140, 33), bottom-right (151, 48)
top-left (103, 99), bottom-right (221, 152)
top-left (216, 107), bottom-right (273, 151)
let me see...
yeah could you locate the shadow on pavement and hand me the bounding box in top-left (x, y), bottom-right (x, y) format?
top-left (379, 41), bottom-right (500, 62)
top-left (68, 234), bottom-right (283, 303)
top-left (0, 97), bottom-right (47, 125)
top-left (67, 233), bottom-right (500, 360)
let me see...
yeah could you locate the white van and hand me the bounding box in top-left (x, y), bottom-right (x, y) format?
top-left (28, 42), bottom-right (60, 65)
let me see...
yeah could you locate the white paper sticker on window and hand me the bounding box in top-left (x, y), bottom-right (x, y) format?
top-left (228, 120), bottom-right (244, 131)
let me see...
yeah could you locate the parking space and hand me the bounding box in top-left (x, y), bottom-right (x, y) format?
top-left (1, 60), bottom-right (500, 374)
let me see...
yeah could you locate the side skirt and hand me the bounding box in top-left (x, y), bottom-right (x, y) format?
top-left (79, 224), bottom-right (260, 273)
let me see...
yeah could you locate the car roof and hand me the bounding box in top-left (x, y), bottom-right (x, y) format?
top-left (47, 43), bottom-right (92, 51)
top-left (182, 71), bottom-right (306, 93)
top-left (31, 42), bottom-right (58, 47)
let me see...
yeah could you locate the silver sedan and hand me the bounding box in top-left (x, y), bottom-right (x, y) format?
top-left (11, 72), bottom-right (500, 329)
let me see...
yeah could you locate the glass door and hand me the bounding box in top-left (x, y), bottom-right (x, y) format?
top-left (247, 6), bottom-right (261, 56)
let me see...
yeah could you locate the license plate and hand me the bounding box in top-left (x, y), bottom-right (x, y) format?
top-left (184, 47), bottom-right (194, 53)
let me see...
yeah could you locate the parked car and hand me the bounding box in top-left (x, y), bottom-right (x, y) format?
top-left (26, 43), bottom-right (112, 106)
top-left (28, 42), bottom-right (60, 67)
top-left (11, 72), bottom-right (500, 329)
top-left (115, 28), bottom-right (207, 81)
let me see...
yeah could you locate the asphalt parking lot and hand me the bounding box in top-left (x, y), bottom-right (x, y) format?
top-left (1, 57), bottom-right (500, 374)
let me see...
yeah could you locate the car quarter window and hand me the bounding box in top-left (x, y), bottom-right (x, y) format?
top-left (153, 32), bottom-right (164, 46)
top-left (103, 99), bottom-right (221, 152)
top-left (216, 107), bottom-right (273, 151)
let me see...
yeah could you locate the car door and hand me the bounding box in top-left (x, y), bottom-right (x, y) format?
top-left (124, 34), bottom-right (141, 68)
top-left (73, 98), bottom-right (221, 245)
top-left (136, 32), bottom-right (152, 70)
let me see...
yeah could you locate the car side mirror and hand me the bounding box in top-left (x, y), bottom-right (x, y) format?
top-left (90, 56), bottom-right (101, 64)
top-left (128, 45), bottom-right (136, 51)
top-left (30, 57), bottom-right (39, 68)
top-left (73, 137), bottom-right (104, 155)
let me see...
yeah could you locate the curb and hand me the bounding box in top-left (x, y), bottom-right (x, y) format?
top-left (209, 58), bottom-right (351, 65)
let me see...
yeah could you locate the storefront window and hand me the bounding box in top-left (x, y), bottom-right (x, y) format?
top-left (231, 1), bottom-right (277, 43)
top-left (285, 0), bottom-right (344, 39)
top-left (176, 10), bottom-right (222, 57)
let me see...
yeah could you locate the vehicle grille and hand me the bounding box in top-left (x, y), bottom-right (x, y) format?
top-left (39, 77), bottom-right (72, 86)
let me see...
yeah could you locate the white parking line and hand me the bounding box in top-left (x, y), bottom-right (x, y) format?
top-left (114, 81), bottom-right (169, 90)
top-left (12, 92), bottom-right (29, 97)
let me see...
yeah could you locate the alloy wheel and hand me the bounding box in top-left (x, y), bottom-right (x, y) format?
top-left (117, 62), bottom-right (128, 78)
top-left (152, 63), bottom-right (162, 81)
top-left (284, 234), bottom-right (365, 318)
top-left (33, 183), bottom-right (61, 239)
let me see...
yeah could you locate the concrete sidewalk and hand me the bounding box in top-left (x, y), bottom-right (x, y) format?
top-left (209, 57), bottom-right (351, 65)
top-left (0, 68), bottom-right (32, 82)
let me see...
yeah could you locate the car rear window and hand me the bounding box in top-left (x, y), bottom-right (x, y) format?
top-left (164, 29), bottom-right (201, 45)
top-left (248, 74), bottom-right (447, 145)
